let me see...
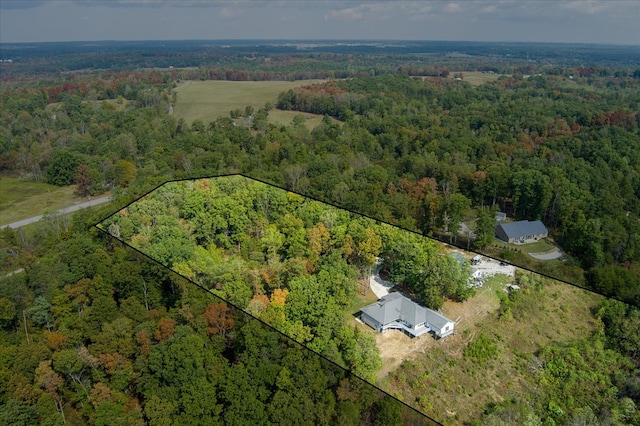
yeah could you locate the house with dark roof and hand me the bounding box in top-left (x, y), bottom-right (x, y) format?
top-left (360, 292), bottom-right (455, 338)
top-left (495, 220), bottom-right (548, 244)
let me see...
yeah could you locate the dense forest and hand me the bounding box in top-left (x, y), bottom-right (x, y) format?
top-left (1, 42), bottom-right (639, 424)
top-left (98, 176), bottom-right (471, 377)
top-left (275, 73), bottom-right (640, 302)
top-left (99, 176), bottom-right (640, 424)
top-left (2, 54), bottom-right (639, 304)
top-left (0, 213), bottom-right (428, 424)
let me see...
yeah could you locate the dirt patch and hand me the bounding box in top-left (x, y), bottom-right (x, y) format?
top-left (380, 275), bottom-right (604, 424)
top-left (442, 282), bottom-right (502, 331)
top-left (376, 330), bottom-right (437, 379)
top-left (373, 278), bottom-right (506, 380)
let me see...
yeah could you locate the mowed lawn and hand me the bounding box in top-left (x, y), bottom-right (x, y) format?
top-left (494, 238), bottom-right (558, 255)
top-left (0, 177), bottom-right (77, 225)
top-left (173, 80), bottom-right (325, 124)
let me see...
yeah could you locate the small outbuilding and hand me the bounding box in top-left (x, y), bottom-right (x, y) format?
top-left (495, 220), bottom-right (548, 244)
top-left (360, 292), bottom-right (455, 338)
top-left (451, 252), bottom-right (467, 267)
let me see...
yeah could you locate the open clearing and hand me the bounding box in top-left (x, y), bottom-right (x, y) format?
top-left (0, 177), bottom-right (80, 225)
top-left (368, 275), bottom-right (509, 381)
top-left (173, 80), bottom-right (325, 124)
top-left (267, 109), bottom-right (340, 129)
top-left (46, 98), bottom-right (129, 113)
top-left (447, 71), bottom-right (504, 86)
top-left (375, 272), bottom-right (604, 424)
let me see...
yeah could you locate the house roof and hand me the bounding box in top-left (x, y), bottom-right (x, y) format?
top-left (424, 306), bottom-right (454, 330)
top-left (361, 292), bottom-right (453, 330)
top-left (496, 220), bottom-right (548, 239)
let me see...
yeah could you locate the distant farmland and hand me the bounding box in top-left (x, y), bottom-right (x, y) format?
top-left (172, 80), bottom-right (326, 125)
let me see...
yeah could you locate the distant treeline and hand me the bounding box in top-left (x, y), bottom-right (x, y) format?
top-left (1, 58), bottom-right (639, 305)
top-left (2, 39), bottom-right (639, 80)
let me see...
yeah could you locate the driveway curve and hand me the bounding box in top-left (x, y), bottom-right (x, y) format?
top-left (369, 258), bottom-right (395, 298)
top-left (528, 248), bottom-right (563, 260)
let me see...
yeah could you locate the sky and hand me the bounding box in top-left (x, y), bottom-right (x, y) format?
top-left (1, 0), bottom-right (639, 45)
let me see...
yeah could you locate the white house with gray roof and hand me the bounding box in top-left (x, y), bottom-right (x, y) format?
top-left (495, 220), bottom-right (548, 244)
top-left (360, 292), bottom-right (455, 338)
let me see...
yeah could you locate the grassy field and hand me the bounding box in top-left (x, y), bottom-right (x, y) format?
top-left (172, 80), bottom-right (325, 124)
top-left (379, 272), bottom-right (604, 424)
top-left (0, 177), bottom-right (78, 225)
top-left (267, 109), bottom-right (334, 129)
top-left (447, 71), bottom-right (504, 86)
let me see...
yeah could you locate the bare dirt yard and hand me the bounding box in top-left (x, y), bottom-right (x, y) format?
top-left (374, 330), bottom-right (436, 379)
top-left (371, 274), bottom-right (509, 380)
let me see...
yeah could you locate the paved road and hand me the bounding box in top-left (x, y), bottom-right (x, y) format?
top-left (0, 195), bottom-right (113, 229)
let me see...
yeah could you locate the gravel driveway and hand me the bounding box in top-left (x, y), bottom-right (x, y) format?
top-left (369, 258), bottom-right (395, 298)
top-left (528, 248), bottom-right (563, 260)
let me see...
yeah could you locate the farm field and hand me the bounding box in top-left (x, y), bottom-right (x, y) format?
top-left (0, 177), bottom-right (78, 225)
top-left (172, 80), bottom-right (325, 124)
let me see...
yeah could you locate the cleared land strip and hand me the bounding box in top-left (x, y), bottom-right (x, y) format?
top-left (0, 195), bottom-right (112, 229)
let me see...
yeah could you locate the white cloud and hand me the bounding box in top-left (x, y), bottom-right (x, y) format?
top-left (324, 2), bottom-right (394, 22)
top-left (325, 6), bottom-right (363, 21)
top-left (219, 7), bottom-right (243, 18)
top-left (443, 2), bottom-right (462, 13)
top-left (559, 0), bottom-right (609, 15)
top-left (398, 1), bottom-right (433, 21)
top-left (399, 2), bottom-right (434, 15)
top-left (0, 0), bottom-right (638, 44)
top-left (480, 4), bottom-right (498, 14)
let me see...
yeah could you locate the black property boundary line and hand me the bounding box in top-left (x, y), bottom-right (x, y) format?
top-left (91, 171), bottom-right (628, 422)
top-left (97, 172), bottom-right (592, 299)
top-left (93, 174), bottom-right (440, 425)
top-left (239, 174), bottom-right (624, 304)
